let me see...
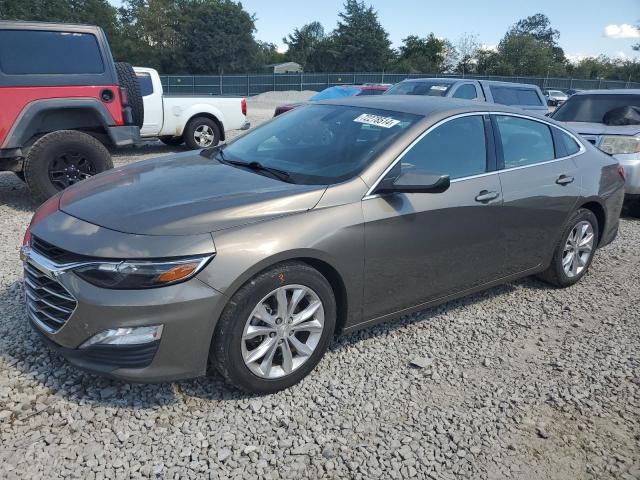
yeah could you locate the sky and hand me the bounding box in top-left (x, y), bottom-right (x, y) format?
top-left (108, 0), bottom-right (640, 60)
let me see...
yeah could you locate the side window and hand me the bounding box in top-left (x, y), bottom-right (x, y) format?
top-left (136, 73), bottom-right (154, 97)
top-left (0, 30), bottom-right (104, 74)
top-left (452, 84), bottom-right (477, 100)
top-left (496, 115), bottom-right (555, 168)
top-left (557, 129), bottom-right (581, 156)
top-left (517, 89), bottom-right (544, 106)
top-left (491, 86), bottom-right (544, 106)
top-left (400, 115), bottom-right (487, 179)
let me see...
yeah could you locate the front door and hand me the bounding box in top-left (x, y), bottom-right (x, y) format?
top-left (362, 114), bottom-right (505, 320)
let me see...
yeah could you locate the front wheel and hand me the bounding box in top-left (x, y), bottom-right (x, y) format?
top-left (183, 117), bottom-right (221, 150)
top-left (537, 208), bottom-right (599, 288)
top-left (211, 262), bottom-right (336, 394)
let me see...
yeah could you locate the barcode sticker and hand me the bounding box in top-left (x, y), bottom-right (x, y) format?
top-left (353, 113), bottom-right (401, 129)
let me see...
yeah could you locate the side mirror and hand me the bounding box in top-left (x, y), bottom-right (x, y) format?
top-left (376, 171), bottom-right (451, 194)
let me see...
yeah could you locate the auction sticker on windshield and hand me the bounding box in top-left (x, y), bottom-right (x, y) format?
top-left (354, 113), bottom-right (401, 129)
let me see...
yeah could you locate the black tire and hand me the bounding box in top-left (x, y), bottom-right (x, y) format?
top-left (23, 130), bottom-right (113, 203)
top-left (114, 62), bottom-right (144, 128)
top-left (211, 261), bottom-right (336, 394)
top-left (537, 208), bottom-right (599, 288)
top-left (159, 136), bottom-right (184, 147)
top-left (183, 116), bottom-right (221, 150)
top-left (626, 198), bottom-right (640, 218)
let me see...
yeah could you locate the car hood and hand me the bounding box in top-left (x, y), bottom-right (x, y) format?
top-left (562, 122), bottom-right (640, 136)
top-left (60, 151), bottom-right (327, 236)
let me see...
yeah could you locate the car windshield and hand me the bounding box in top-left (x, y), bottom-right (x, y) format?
top-left (310, 86), bottom-right (362, 101)
top-left (219, 104), bottom-right (421, 185)
top-left (386, 81), bottom-right (454, 97)
top-left (552, 94), bottom-right (640, 123)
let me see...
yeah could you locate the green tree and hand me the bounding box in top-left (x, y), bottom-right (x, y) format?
top-left (179, 0), bottom-right (258, 74)
top-left (332, 0), bottom-right (392, 71)
top-left (509, 13), bottom-right (566, 64)
top-left (283, 21), bottom-right (326, 68)
top-left (390, 34), bottom-right (453, 73)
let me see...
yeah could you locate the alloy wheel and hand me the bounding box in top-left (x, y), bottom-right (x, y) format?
top-left (48, 152), bottom-right (96, 190)
top-left (241, 284), bottom-right (325, 379)
top-left (562, 220), bottom-right (594, 278)
top-left (193, 125), bottom-right (215, 147)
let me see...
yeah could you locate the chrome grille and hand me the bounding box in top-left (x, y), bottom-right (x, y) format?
top-left (24, 262), bottom-right (77, 333)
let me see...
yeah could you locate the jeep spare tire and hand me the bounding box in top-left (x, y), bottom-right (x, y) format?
top-left (24, 130), bottom-right (113, 203)
top-left (115, 62), bottom-right (144, 128)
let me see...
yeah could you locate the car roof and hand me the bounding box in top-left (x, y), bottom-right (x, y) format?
top-left (398, 77), bottom-right (540, 90)
top-left (573, 89), bottom-right (640, 96)
top-left (316, 94), bottom-right (542, 118)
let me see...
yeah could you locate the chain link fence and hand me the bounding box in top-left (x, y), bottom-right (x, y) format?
top-left (159, 72), bottom-right (640, 96)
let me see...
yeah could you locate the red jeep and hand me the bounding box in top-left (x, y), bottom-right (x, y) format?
top-left (0, 21), bottom-right (143, 201)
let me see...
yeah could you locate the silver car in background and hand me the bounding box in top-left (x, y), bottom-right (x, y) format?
top-left (551, 90), bottom-right (640, 216)
top-left (22, 96), bottom-right (624, 393)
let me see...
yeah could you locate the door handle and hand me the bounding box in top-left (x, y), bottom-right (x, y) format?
top-left (556, 175), bottom-right (575, 186)
top-left (475, 190), bottom-right (500, 203)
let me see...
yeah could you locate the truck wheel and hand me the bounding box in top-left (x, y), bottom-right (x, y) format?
top-left (24, 130), bottom-right (113, 203)
top-left (183, 117), bottom-right (221, 150)
top-left (159, 136), bottom-right (184, 147)
top-left (115, 62), bottom-right (144, 128)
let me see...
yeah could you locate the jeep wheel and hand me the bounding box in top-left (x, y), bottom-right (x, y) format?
top-left (24, 130), bottom-right (113, 203)
top-left (115, 62), bottom-right (144, 128)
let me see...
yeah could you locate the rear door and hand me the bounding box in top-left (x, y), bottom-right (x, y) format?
top-left (494, 114), bottom-right (582, 275)
top-left (362, 113), bottom-right (505, 320)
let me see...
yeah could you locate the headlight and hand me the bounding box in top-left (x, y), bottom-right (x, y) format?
top-left (599, 135), bottom-right (640, 155)
top-left (74, 255), bottom-right (213, 289)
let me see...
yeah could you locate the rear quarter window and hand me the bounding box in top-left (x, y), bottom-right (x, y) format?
top-left (556, 129), bottom-right (581, 156)
top-left (136, 72), bottom-right (154, 96)
top-left (491, 86), bottom-right (544, 107)
top-left (0, 30), bottom-right (104, 75)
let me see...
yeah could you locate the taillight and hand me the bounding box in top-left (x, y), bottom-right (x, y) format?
top-left (119, 87), bottom-right (129, 106)
top-left (618, 165), bottom-right (626, 181)
top-left (22, 195), bottom-right (60, 248)
top-left (241, 98), bottom-right (247, 117)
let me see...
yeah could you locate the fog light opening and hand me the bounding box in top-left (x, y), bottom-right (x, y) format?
top-left (80, 325), bottom-right (164, 349)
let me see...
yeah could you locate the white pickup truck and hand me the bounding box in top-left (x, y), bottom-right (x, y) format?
top-left (134, 67), bottom-right (250, 149)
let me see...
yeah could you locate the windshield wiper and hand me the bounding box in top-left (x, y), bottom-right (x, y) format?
top-left (221, 157), bottom-right (291, 183)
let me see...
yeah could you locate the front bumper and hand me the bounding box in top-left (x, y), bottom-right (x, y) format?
top-left (24, 250), bottom-right (228, 383)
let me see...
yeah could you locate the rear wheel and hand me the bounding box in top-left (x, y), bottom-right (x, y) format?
top-left (23, 130), bottom-right (113, 203)
top-left (211, 262), bottom-right (336, 394)
top-left (159, 136), bottom-right (184, 147)
top-left (537, 208), bottom-right (599, 288)
top-left (115, 62), bottom-right (144, 128)
top-left (183, 117), bottom-right (221, 150)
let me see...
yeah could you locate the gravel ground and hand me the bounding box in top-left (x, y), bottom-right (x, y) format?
top-left (0, 92), bottom-right (639, 479)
